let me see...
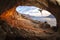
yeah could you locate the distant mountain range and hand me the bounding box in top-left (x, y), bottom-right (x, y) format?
top-left (22, 14), bottom-right (55, 18)
top-left (47, 15), bottom-right (55, 18)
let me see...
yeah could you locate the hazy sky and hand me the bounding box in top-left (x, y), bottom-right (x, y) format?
top-left (16, 6), bottom-right (51, 17)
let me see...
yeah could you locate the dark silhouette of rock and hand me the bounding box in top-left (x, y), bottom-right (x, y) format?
top-left (42, 21), bottom-right (51, 29)
top-left (51, 26), bottom-right (58, 32)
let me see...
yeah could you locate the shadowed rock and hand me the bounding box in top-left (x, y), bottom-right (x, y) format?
top-left (0, 0), bottom-right (60, 40)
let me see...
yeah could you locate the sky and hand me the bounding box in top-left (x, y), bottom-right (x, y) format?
top-left (16, 6), bottom-right (51, 17)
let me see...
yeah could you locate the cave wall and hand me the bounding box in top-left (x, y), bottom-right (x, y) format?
top-left (0, 0), bottom-right (60, 31)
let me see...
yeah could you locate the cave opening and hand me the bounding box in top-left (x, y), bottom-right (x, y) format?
top-left (16, 6), bottom-right (57, 27)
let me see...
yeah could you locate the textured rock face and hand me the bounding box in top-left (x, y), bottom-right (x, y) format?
top-left (0, 6), bottom-right (60, 40)
top-left (0, 0), bottom-right (60, 40)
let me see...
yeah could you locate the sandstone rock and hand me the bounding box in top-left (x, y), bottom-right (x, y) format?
top-left (0, 0), bottom-right (60, 40)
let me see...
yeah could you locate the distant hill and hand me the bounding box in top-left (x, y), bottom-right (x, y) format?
top-left (22, 14), bottom-right (55, 18)
top-left (47, 15), bottom-right (55, 18)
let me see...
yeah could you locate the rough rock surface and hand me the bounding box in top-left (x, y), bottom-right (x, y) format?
top-left (0, 9), bottom-right (60, 40)
top-left (0, 0), bottom-right (60, 40)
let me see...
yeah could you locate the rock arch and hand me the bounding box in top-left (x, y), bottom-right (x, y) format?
top-left (0, 0), bottom-right (60, 31)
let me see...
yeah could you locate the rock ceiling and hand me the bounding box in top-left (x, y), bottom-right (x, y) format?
top-left (0, 0), bottom-right (60, 30)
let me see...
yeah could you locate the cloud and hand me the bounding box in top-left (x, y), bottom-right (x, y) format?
top-left (16, 6), bottom-right (51, 17)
